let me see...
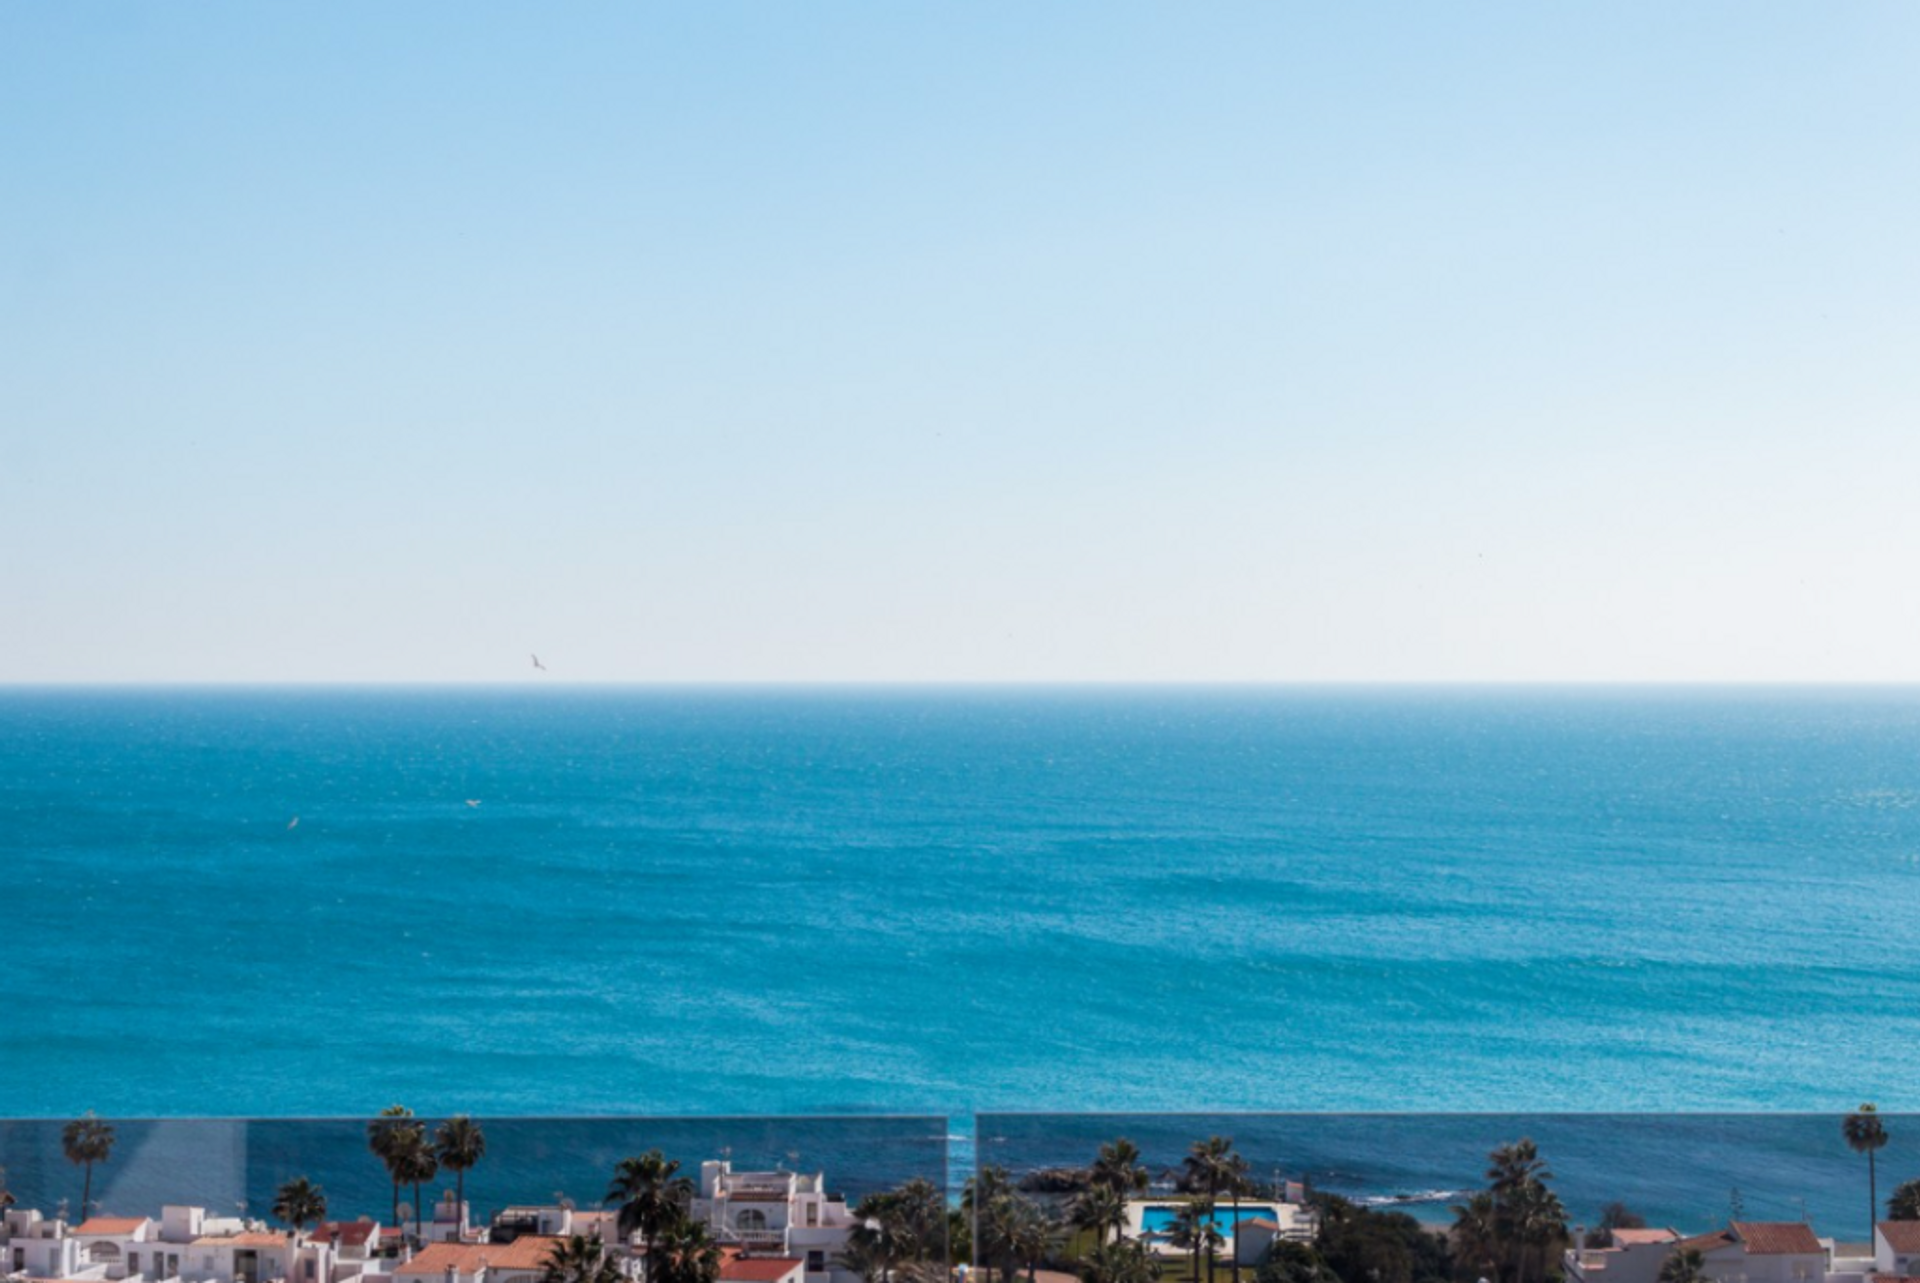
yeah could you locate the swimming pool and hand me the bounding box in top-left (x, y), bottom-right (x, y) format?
top-left (1137, 1205), bottom-right (1282, 1238)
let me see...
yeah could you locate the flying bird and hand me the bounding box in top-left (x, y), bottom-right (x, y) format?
top-left (287, 816), bottom-right (299, 830)
top-left (531, 653), bottom-right (547, 671)
top-left (465, 799), bottom-right (482, 808)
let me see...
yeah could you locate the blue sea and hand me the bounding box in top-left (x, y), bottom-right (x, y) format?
top-left (4, 687), bottom-right (1920, 1233)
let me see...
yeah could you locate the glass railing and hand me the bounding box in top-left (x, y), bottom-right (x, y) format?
top-left (0, 1116), bottom-right (951, 1283)
top-left (5, 1113), bottom-right (1914, 1283)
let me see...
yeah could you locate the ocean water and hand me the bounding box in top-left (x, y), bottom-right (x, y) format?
top-left (4, 688), bottom-right (1920, 1229)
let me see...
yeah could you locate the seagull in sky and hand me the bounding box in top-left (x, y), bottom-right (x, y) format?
top-left (531, 653), bottom-right (547, 671)
top-left (287, 816), bottom-right (299, 830)
top-left (465, 799), bottom-right (482, 808)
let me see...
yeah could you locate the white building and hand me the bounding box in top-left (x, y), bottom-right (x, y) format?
top-left (1871, 1222), bottom-right (1920, 1280)
top-left (486, 1209), bottom-right (616, 1245)
top-left (4, 1207), bottom-right (86, 1281)
top-left (687, 1163), bottom-right (860, 1283)
top-left (1564, 1227), bottom-right (1684, 1283)
top-left (1676, 1223), bottom-right (1829, 1283)
top-left (0, 1206), bottom-right (335, 1283)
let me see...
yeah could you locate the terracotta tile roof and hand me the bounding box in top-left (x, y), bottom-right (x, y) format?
top-left (396, 1236), bottom-right (565, 1277)
top-left (1611, 1230), bottom-right (1679, 1247)
top-left (1732, 1223), bottom-right (1824, 1256)
top-left (194, 1233), bottom-right (291, 1248)
top-left (1241, 1219), bottom-right (1280, 1230)
top-left (311, 1222), bottom-right (381, 1247)
top-left (1676, 1231), bottom-right (1735, 1255)
top-left (1870, 1275), bottom-right (1920, 1283)
top-left (719, 1259), bottom-right (805, 1282)
top-left (1882, 1224), bottom-right (1920, 1254)
top-left (74, 1218), bottom-right (148, 1236)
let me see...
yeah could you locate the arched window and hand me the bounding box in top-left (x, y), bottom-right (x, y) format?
top-left (737, 1209), bottom-right (767, 1232)
top-left (89, 1243), bottom-right (123, 1265)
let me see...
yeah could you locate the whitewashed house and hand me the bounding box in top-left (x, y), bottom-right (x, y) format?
top-left (486, 1208), bottom-right (615, 1245)
top-left (1678, 1223), bottom-right (1829, 1283)
top-left (1871, 1222), bottom-right (1920, 1281)
top-left (688, 1163), bottom-right (860, 1283)
top-left (71, 1217), bottom-right (157, 1279)
top-left (3, 1207), bottom-right (86, 1281)
top-left (1564, 1227), bottom-right (1683, 1283)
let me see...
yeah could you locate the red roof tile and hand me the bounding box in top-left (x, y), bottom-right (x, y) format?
top-left (1676, 1232), bottom-right (1735, 1255)
top-left (1732, 1223), bottom-right (1823, 1256)
top-left (311, 1222), bottom-right (381, 1248)
top-left (396, 1237), bottom-right (564, 1277)
top-left (1881, 1225), bottom-right (1920, 1255)
top-left (719, 1259), bottom-right (805, 1282)
top-left (74, 1218), bottom-right (148, 1236)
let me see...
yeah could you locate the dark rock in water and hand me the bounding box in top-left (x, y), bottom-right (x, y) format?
top-left (1018, 1166), bottom-right (1092, 1194)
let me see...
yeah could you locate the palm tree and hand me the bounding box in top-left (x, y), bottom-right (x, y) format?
top-left (965, 1166), bottom-right (1015, 1281)
top-left (1889, 1178), bottom-right (1920, 1222)
top-left (1846, 1105), bottom-right (1891, 1241)
top-left (607, 1151), bottom-right (693, 1283)
top-left (1089, 1140), bottom-right (1149, 1198)
top-left (835, 1235), bottom-right (892, 1283)
top-left (1183, 1139), bottom-right (1247, 1283)
top-left (367, 1106), bottom-right (417, 1229)
top-left (1002, 1196), bottom-right (1055, 1283)
top-left (61, 1113), bottom-right (116, 1223)
top-left (652, 1216), bottom-right (721, 1283)
top-left (1069, 1184), bottom-right (1129, 1250)
top-left (1510, 1179), bottom-right (1567, 1283)
top-left (400, 1132), bottom-right (439, 1238)
top-left (543, 1235), bottom-right (625, 1283)
top-left (436, 1117), bottom-right (487, 1233)
top-left (1168, 1200), bottom-right (1220, 1283)
top-left (851, 1177), bottom-right (947, 1274)
top-left (1452, 1191), bottom-right (1499, 1283)
top-left (1657, 1249), bottom-right (1707, 1283)
top-left (272, 1178), bottom-right (327, 1242)
top-left (1485, 1139), bottom-right (1556, 1283)
top-left (1, 1165), bottom-right (17, 1212)
top-left (1080, 1242), bottom-right (1155, 1283)
top-left (1487, 1140), bottom-right (1550, 1198)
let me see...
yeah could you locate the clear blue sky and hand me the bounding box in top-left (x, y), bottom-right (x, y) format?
top-left (4, 4), bottom-right (1917, 683)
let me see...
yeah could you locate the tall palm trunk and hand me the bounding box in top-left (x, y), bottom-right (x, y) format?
top-left (1230, 1188), bottom-right (1241, 1283)
top-left (392, 1180), bottom-right (401, 1231)
top-left (82, 1163), bottom-right (93, 1223)
top-left (1866, 1144), bottom-right (1881, 1236)
top-left (1206, 1184), bottom-right (1218, 1283)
